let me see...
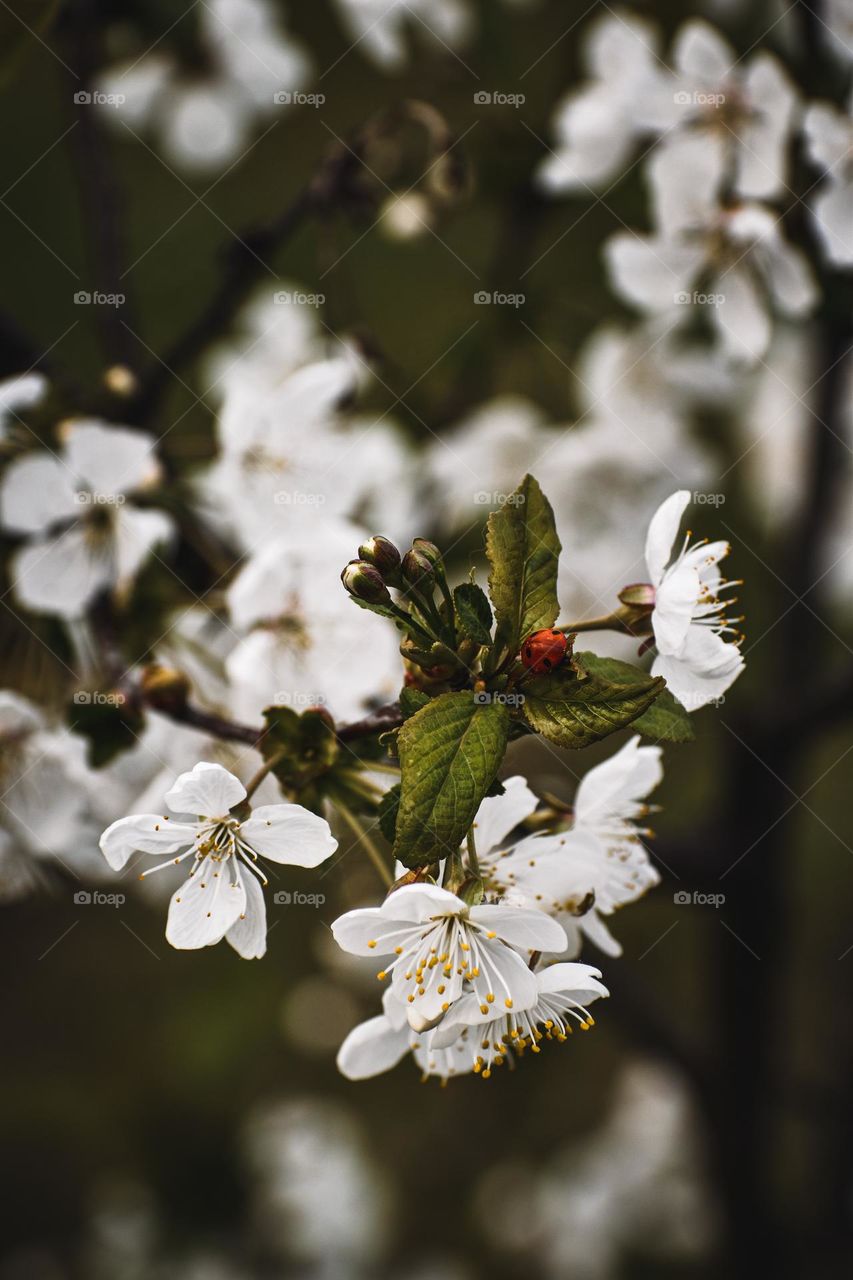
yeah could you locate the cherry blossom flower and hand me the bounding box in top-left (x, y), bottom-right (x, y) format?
top-left (99, 762), bottom-right (337, 958)
top-left (0, 420), bottom-right (173, 618)
top-left (476, 745), bottom-right (662, 957)
top-left (332, 883), bottom-right (567, 1032)
top-left (605, 199), bottom-right (816, 364)
top-left (537, 11), bottom-right (668, 193)
top-left (803, 91), bottom-right (853, 267)
top-left (642, 489), bottom-right (744, 708)
top-left (331, 0), bottom-right (471, 70)
top-left (0, 372), bottom-right (47, 439)
top-left (337, 963), bottom-right (608, 1081)
top-left (652, 20), bottom-right (799, 201)
top-left (97, 0), bottom-right (310, 173)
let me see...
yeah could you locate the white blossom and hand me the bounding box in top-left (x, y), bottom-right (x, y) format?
top-left (0, 420), bottom-right (173, 618)
top-left (331, 0), bottom-right (471, 70)
top-left (803, 91), bottom-right (853, 266)
top-left (0, 372), bottom-right (47, 439)
top-left (643, 489), bottom-right (744, 708)
top-left (332, 882), bottom-right (567, 1031)
top-left (99, 761), bottom-right (336, 957)
top-left (97, 0), bottom-right (311, 173)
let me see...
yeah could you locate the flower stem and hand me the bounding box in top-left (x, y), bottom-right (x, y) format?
top-left (465, 827), bottom-right (481, 877)
top-left (336, 804), bottom-right (392, 887)
top-left (244, 749), bottom-right (289, 802)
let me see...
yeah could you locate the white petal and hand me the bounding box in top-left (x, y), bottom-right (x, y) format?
top-left (64, 421), bottom-right (162, 496)
top-left (579, 909), bottom-right (624, 956)
top-left (673, 19), bottom-right (733, 82)
top-left (653, 558), bottom-right (701, 653)
top-left (240, 804), bottom-right (337, 867)
top-left (0, 453), bottom-right (78, 533)
top-left (331, 906), bottom-right (397, 956)
top-left (604, 234), bottom-right (704, 312)
top-left (99, 813), bottom-right (198, 870)
top-left (714, 265), bottom-right (770, 363)
top-left (469, 904), bottom-right (568, 953)
top-left (471, 776), bottom-right (539, 857)
top-left (812, 180), bottom-right (853, 265)
top-left (574, 736), bottom-right (663, 826)
top-left (377, 883), bottom-right (464, 923)
top-left (652, 626), bottom-right (744, 709)
top-left (113, 506), bottom-right (173, 586)
top-left (337, 1014), bottom-right (410, 1080)
top-left (803, 102), bottom-right (850, 171)
top-left (537, 961), bottom-right (609, 1003)
top-left (166, 860), bottom-right (246, 950)
top-left (648, 133), bottom-right (726, 237)
top-left (644, 490), bottom-right (690, 584)
top-left (225, 865), bottom-right (267, 958)
top-left (764, 238), bottom-right (819, 316)
top-left (165, 761), bottom-right (247, 818)
top-left (10, 527), bottom-right (111, 618)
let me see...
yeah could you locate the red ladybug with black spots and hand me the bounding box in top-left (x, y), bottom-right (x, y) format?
top-left (520, 628), bottom-right (568, 674)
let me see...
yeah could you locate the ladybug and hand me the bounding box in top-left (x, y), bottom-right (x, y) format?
top-left (521, 628), bottom-right (568, 674)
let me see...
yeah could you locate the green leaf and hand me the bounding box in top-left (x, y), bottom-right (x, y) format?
top-left (522, 656), bottom-right (664, 750)
top-left (486, 474), bottom-right (561, 654)
top-left (348, 595), bottom-right (402, 625)
top-left (453, 583), bottom-right (493, 645)
top-left (378, 783), bottom-right (401, 843)
top-left (399, 687), bottom-right (430, 719)
top-left (394, 691), bottom-right (510, 868)
top-left (576, 652), bottom-right (694, 742)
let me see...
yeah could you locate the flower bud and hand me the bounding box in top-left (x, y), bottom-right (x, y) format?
top-left (341, 559), bottom-right (392, 605)
top-left (618, 583), bottom-right (656, 608)
top-left (357, 535), bottom-right (402, 581)
top-left (411, 538), bottom-right (444, 571)
top-left (140, 663), bottom-right (191, 711)
top-left (401, 547), bottom-right (435, 588)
